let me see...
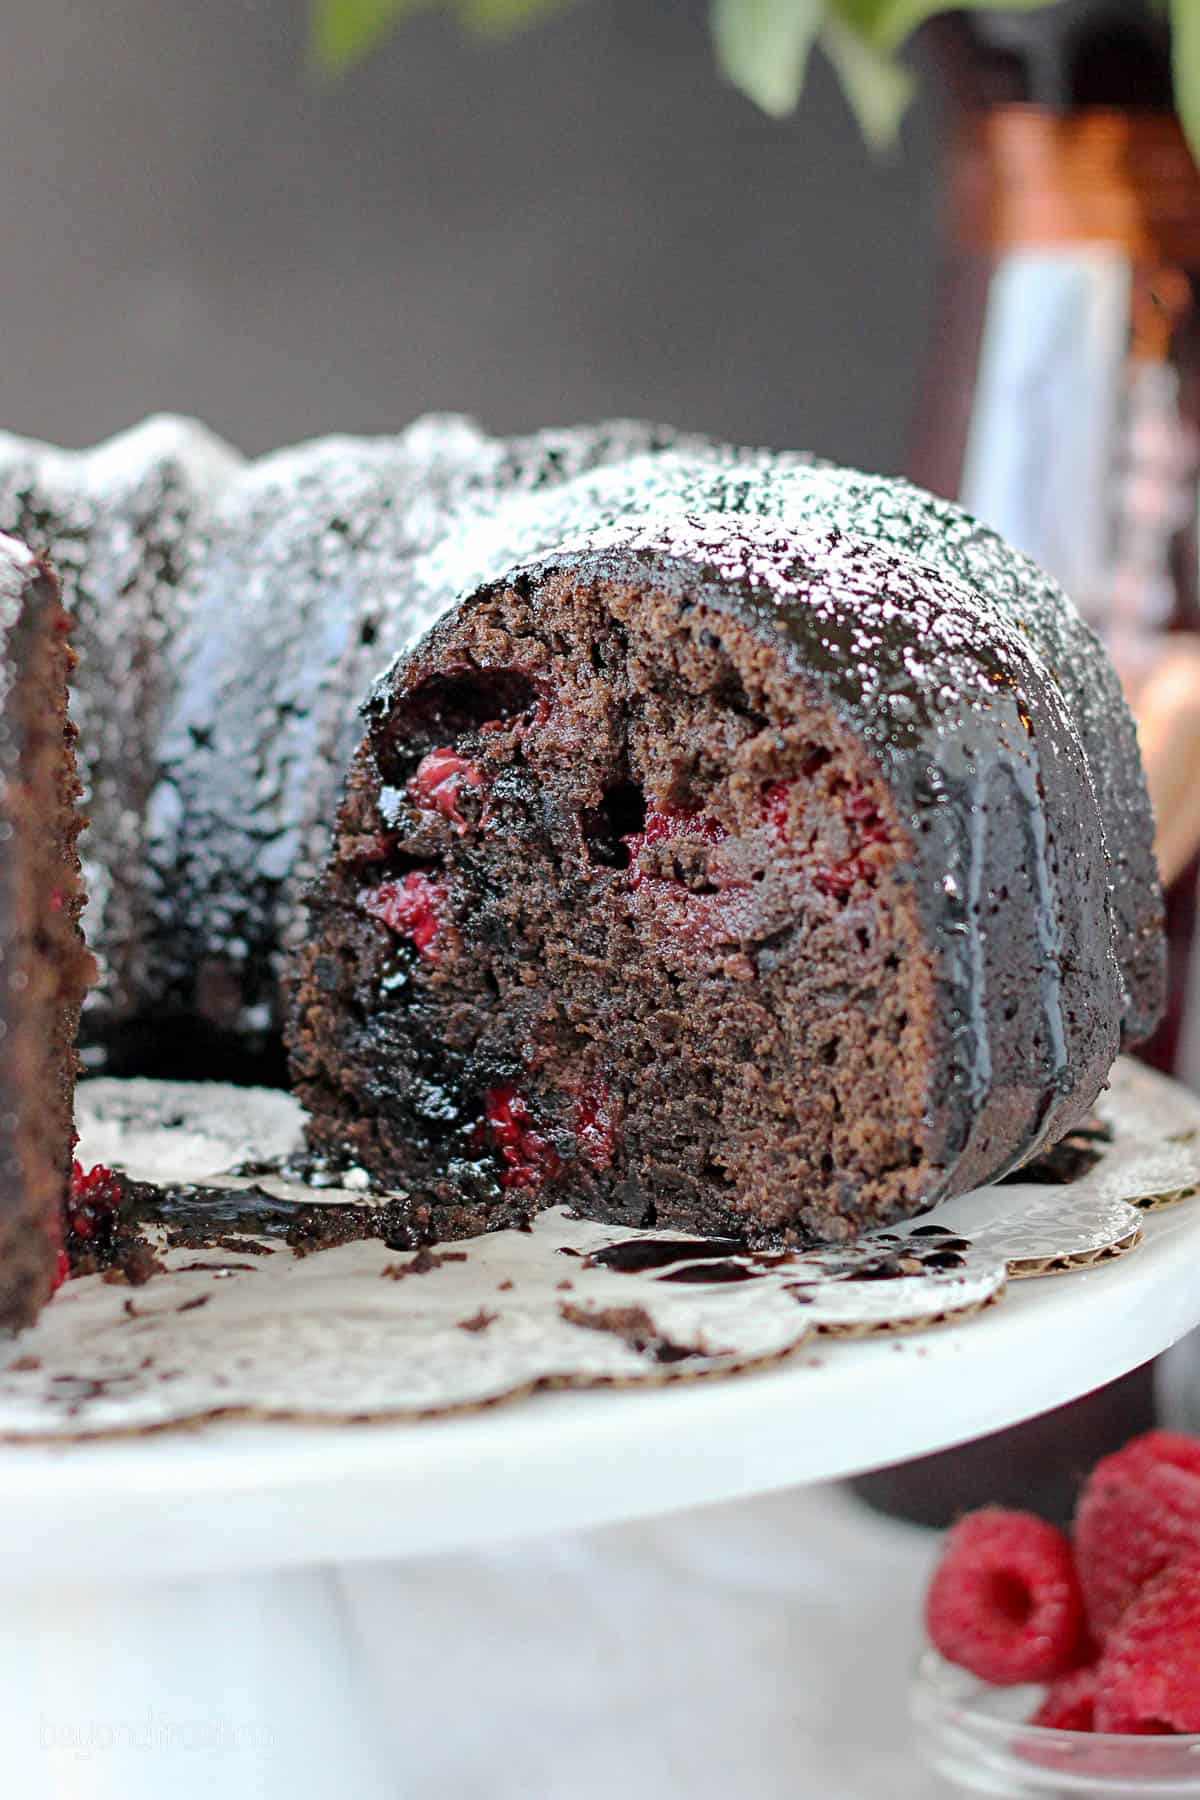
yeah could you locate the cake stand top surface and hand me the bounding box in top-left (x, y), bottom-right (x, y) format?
top-left (2, 1183), bottom-right (1197, 1583)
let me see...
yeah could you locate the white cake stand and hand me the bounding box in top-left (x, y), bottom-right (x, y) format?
top-left (3, 1192), bottom-right (1200, 1800)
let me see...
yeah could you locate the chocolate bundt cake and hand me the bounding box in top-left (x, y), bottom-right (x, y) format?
top-left (289, 453), bottom-right (1163, 1245)
top-left (0, 418), bottom-right (1162, 1249)
top-left (0, 536), bottom-right (89, 1325)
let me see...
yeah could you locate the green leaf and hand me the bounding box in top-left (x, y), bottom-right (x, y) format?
top-left (710, 0), bottom-right (826, 118)
top-left (456, 0), bottom-right (578, 36)
top-left (311, 0), bottom-right (578, 70)
top-left (310, 0), bottom-right (433, 72)
top-left (821, 11), bottom-right (912, 147)
top-left (1171, 0), bottom-right (1200, 165)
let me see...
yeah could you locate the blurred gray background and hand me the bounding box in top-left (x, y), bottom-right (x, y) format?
top-left (0, 0), bottom-right (938, 467)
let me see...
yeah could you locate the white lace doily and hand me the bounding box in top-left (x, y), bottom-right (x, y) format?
top-left (0, 1056), bottom-right (1194, 1438)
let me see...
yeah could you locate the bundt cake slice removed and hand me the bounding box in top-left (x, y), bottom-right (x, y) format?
top-left (0, 537), bottom-right (89, 1326)
top-left (289, 497), bottom-right (1145, 1247)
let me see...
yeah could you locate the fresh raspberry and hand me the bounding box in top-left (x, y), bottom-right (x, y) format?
top-left (410, 747), bottom-right (483, 833)
top-left (925, 1508), bottom-right (1086, 1686)
top-left (843, 785), bottom-right (880, 823)
top-left (1031, 1664), bottom-right (1099, 1731)
top-left (1075, 1432), bottom-right (1200, 1640)
top-left (623, 804), bottom-right (727, 888)
top-left (813, 783), bottom-right (890, 898)
top-left (762, 773), bottom-right (889, 856)
top-left (361, 872), bottom-right (445, 958)
top-left (1095, 1559), bottom-right (1200, 1734)
top-left (1096, 1432), bottom-right (1200, 1483)
top-left (480, 1086), bottom-right (561, 1190)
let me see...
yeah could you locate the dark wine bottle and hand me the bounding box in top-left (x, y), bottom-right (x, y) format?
top-left (917, 3), bottom-right (1200, 1076)
top-left (854, 0), bottom-right (1200, 1525)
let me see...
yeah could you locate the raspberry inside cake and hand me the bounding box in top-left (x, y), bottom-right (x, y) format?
top-left (290, 536), bottom-right (1126, 1246)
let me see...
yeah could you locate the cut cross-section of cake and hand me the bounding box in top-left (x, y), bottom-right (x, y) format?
top-left (289, 456), bottom-right (1162, 1248)
top-left (0, 536), bottom-right (90, 1327)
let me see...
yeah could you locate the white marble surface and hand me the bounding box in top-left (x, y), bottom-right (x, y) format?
top-left (7, 1484), bottom-right (946, 1799)
top-left (336, 1482), bottom-right (945, 1800)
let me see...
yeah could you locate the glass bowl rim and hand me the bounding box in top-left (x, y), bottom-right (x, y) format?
top-left (912, 1647), bottom-right (1200, 1754)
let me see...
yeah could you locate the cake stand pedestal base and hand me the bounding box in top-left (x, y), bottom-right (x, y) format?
top-left (5, 1131), bottom-right (1200, 1800)
top-left (1, 1566), bottom-right (393, 1800)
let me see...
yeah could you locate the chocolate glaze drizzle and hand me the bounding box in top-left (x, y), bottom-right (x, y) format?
top-left (584, 1232), bottom-right (977, 1287)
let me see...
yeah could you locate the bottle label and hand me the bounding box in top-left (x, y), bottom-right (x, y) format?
top-left (961, 245), bottom-right (1130, 626)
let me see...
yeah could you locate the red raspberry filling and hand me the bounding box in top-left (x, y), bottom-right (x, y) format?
top-left (361, 872), bottom-right (446, 959)
top-left (813, 792), bottom-right (891, 899)
top-left (762, 775), bottom-right (890, 897)
top-left (410, 747), bottom-right (484, 834)
top-left (573, 1080), bottom-right (616, 1170)
top-left (479, 1085), bottom-right (562, 1189)
top-left (55, 1160), bottom-right (125, 1289)
top-left (925, 1507), bottom-right (1086, 1686)
top-left (761, 781), bottom-right (793, 840)
top-left (623, 804), bottom-right (727, 889)
top-left (760, 750), bottom-right (834, 842)
top-left (66, 1160), bottom-right (123, 1242)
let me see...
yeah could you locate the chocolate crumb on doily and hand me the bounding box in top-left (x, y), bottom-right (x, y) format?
top-left (558, 1301), bottom-right (705, 1364)
top-left (381, 1247), bottom-right (469, 1280)
top-left (457, 1308), bottom-right (497, 1333)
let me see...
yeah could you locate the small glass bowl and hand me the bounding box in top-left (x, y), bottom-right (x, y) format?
top-left (911, 1650), bottom-right (1200, 1796)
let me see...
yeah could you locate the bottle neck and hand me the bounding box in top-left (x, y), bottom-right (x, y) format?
top-left (950, 107), bottom-right (1200, 268)
top-left (926, 3), bottom-right (1173, 113)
